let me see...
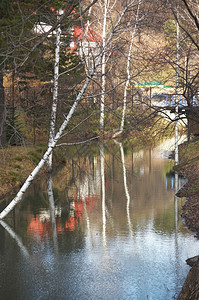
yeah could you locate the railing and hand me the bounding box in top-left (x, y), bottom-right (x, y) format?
top-left (151, 94), bottom-right (199, 108)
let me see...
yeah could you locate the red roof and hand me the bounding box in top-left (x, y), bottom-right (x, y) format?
top-left (73, 25), bottom-right (102, 42)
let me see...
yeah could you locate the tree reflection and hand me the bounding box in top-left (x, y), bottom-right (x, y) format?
top-left (0, 220), bottom-right (30, 258)
top-left (114, 140), bottom-right (133, 236)
top-left (100, 143), bottom-right (106, 247)
top-left (46, 171), bottom-right (59, 254)
top-left (174, 172), bottom-right (179, 230)
top-left (174, 172), bottom-right (180, 296)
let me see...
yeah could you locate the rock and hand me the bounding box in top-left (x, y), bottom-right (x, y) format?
top-left (178, 260), bottom-right (199, 299)
top-left (186, 255), bottom-right (199, 267)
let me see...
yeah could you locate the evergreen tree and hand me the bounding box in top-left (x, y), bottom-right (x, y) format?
top-left (0, 0), bottom-right (80, 146)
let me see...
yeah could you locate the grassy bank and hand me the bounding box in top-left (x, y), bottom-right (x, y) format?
top-left (0, 113), bottom-right (177, 200)
top-left (0, 144), bottom-right (47, 198)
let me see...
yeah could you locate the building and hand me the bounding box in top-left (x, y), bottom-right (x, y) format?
top-left (70, 25), bottom-right (102, 72)
top-left (33, 21), bottom-right (102, 72)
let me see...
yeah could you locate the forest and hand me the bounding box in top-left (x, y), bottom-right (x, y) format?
top-left (0, 0), bottom-right (198, 217)
top-left (0, 2), bottom-right (199, 299)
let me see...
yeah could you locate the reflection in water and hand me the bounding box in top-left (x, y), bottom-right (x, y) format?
top-left (175, 172), bottom-right (179, 229)
top-left (115, 140), bottom-right (133, 237)
top-left (100, 143), bottom-right (107, 247)
top-left (46, 172), bottom-right (58, 253)
top-left (27, 170), bottom-right (99, 238)
top-left (0, 220), bottom-right (29, 258)
top-left (166, 170), bottom-right (183, 190)
top-left (174, 172), bottom-right (180, 297)
top-left (0, 138), bottom-right (198, 300)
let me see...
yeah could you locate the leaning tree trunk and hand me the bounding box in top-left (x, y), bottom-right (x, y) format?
top-left (0, 71), bottom-right (6, 147)
top-left (0, 0), bottom-right (136, 220)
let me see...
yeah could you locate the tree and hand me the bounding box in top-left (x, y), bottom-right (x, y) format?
top-left (0, 72), bottom-right (6, 147)
top-left (163, 0), bottom-right (199, 138)
top-left (0, 0), bottom-right (30, 147)
top-left (0, 1), bottom-right (40, 145)
top-left (113, 0), bottom-right (141, 137)
top-left (0, 0), bottom-right (138, 220)
top-left (0, 0), bottom-right (82, 147)
top-left (100, 0), bottom-right (108, 133)
top-left (47, 8), bottom-right (62, 170)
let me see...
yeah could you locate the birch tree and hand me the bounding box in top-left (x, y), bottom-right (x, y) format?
top-left (47, 8), bottom-right (62, 170)
top-left (100, 0), bottom-right (123, 132)
top-left (0, 0), bottom-right (92, 148)
top-left (0, 73), bottom-right (6, 147)
top-left (165, 0), bottom-right (199, 137)
top-left (113, 0), bottom-right (141, 138)
top-left (0, 0), bottom-right (137, 220)
top-left (100, 0), bottom-right (108, 132)
top-left (79, 2), bottom-right (93, 74)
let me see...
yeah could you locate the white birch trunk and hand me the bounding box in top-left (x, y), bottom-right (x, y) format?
top-left (175, 4), bottom-right (180, 165)
top-left (0, 0), bottom-right (136, 220)
top-left (48, 9), bottom-right (62, 170)
top-left (113, 1), bottom-right (140, 138)
top-left (84, 6), bottom-right (92, 73)
top-left (85, 6), bottom-right (92, 36)
top-left (100, 0), bottom-right (108, 132)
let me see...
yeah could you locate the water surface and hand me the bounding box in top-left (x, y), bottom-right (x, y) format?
top-left (0, 138), bottom-right (198, 300)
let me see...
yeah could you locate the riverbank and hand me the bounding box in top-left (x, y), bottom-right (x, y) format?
top-left (0, 132), bottom-right (198, 299)
top-left (0, 144), bottom-right (47, 200)
top-left (175, 138), bottom-right (199, 235)
top-left (0, 116), bottom-right (175, 201)
top-left (174, 138), bottom-right (199, 300)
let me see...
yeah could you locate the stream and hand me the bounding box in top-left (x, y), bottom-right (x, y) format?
top-left (0, 137), bottom-right (198, 300)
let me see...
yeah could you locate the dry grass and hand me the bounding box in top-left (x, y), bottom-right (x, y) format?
top-left (0, 144), bottom-right (47, 198)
